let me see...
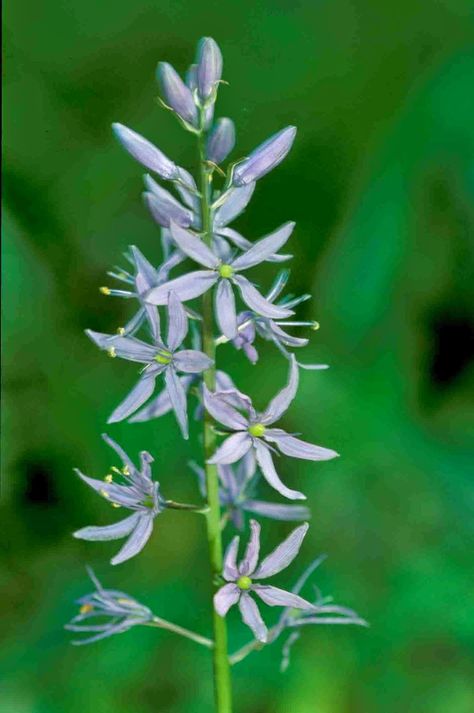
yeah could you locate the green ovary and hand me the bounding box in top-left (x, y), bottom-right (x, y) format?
top-left (154, 351), bottom-right (172, 365)
top-left (249, 423), bottom-right (266, 438)
top-left (237, 576), bottom-right (252, 590)
top-left (218, 264), bottom-right (234, 279)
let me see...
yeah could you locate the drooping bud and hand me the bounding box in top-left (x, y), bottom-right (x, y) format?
top-left (157, 62), bottom-right (198, 127)
top-left (143, 175), bottom-right (193, 228)
top-left (196, 37), bottom-right (223, 101)
top-left (233, 126), bottom-right (297, 186)
top-left (112, 123), bottom-right (177, 180)
top-left (206, 118), bottom-right (235, 164)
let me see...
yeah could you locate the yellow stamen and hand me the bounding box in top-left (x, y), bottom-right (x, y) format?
top-left (111, 503), bottom-right (121, 509)
top-left (311, 321), bottom-right (320, 331)
top-left (100, 488), bottom-right (110, 499)
top-left (100, 286), bottom-right (111, 295)
top-left (122, 466), bottom-right (130, 476)
top-left (111, 466), bottom-right (122, 475)
top-left (117, 327), bottom-right (125, 336)
top-left (107, 346), bottom-right (116, 358)
top-left (80, 603), bottom-right (94, 615)
top-left (104, 474), bottom-right (113, 483)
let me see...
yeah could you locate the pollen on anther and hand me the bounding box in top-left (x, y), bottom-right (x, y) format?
top-left (100, 488), bottom-right (110, 499)
top-left (104, 474), bottom-right (113, 483)
top-left (100, 286), bottom-right (111, 295)
top-left (117, 327), bottom-right (126, 336)
top-left (311, 321), bottom-right (320, 331)
top-left (80, 603), bottom-right (94, 615)
top-left (111, 503), bottom-right (121, 509)
top-left (107, 347), bottom-right (116, 358)
top-left (122, 466), bottom-right (130, 476)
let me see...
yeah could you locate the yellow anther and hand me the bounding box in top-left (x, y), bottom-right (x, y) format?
top-left (80, 603), bottom-right (94, 615)
top-left (122, 466), bottom-right (130, 476)
top-left (104, 474), bottom-right (113, 483)
top-left (100, 286), bottom-right (111, 295)
top-left (117, 327), bottom-right (125, 336)
top-left (311, 321), bottom-right (320, 331)
top-left (117, 598), bottom-right (135, 606)
top-left (111, 502), bottom-right (121, 509)
top-left (107, 346), bottom-right (116, 358)
top-left (111, 466), bottom-right (122, 475)
top-left (100, 488), bottom-right (110, 499)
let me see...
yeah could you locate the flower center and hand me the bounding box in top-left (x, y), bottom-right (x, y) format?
top-left (219, 264), bottom-right (234, 279)
top-left (80, 604), bottom-right (94, 615)
top-left (248, 423), bottom-right (266, 438)
top-left (237, 576), bottom-right (252, 590)
top-left (154, 350), bottom-right (172, 365)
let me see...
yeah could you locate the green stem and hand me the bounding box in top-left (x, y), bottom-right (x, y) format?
top-left (147, 617), bottom-right (214, 649)
top-left (198, 118), bottom-right (233, 713)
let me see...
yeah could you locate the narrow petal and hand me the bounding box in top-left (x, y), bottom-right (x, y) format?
top-left (73, 513), bottom-right (140, 541)
top-left (265, 431), bottom-right (339, 461)
top-left (146, 271), bottom-right (217, 305)
top-left (243, 500), bottom-right (310, 522)
top-left (143, 190), bottom-right (192, 229)
top-left (173, 349), bottom-right (213, 373)
top-left (108, 373), bottom-right (158, 423)
top-left (253, 585), bottom-right (315, 611)
top-left (232, 126), bottom-right (296, 186)
top-left (130, 375), bottom-right (193, 422)
top-left (112, 123), bottom-right (177, 179)
top-left (231, 222), bottom-right (295, 271)
top-left (253, 523), bottom-right (309, 579)
top-left (167, 291), bottom-right (188, 351)
top-left (129, 244), bottom-right (161, 290)
top-left (239, 519), bottom-right (260, 576)
top-left (268, 322), bottom-right (308, 348)
top-left (101, 434), bottom-right (136, 474)
top-left (203, 386), bottom-right (248, 429)
top-left (215, 279), bottom-right (237, 339)
top-left (214, 583), bottom-right (240, 616)
top-left (261, 356), bottom-right (298, 424)
top-left (206, 118), bottom-right (235, 164)
top-left (233, 276), bottom-right (294, 319)
top-left (213, 183), bottom-right (255, 228)
top-left (165, 367), bottom-right (189, 439)
top-left (169, 221), bottom-right (218, 268)
top-left (111, 515), bottom-right (154, 565)
top-left (157, 62), bottom-right (198, 126)
top-left (223, 535), bottom-right (240, 580)
top-left (254, 441), bottom-right (306, 501)
top-left (85, 330), bottom-right (156, 363)
top-left (238, 593), bottom-right (268, 642)
top-left (208, 432), bottom-right (252, 465)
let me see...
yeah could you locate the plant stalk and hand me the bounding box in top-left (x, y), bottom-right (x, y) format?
top-left (198, 117), bottom-right (233, 713)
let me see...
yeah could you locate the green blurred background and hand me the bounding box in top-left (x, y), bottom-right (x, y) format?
top-left (2, 1), bottom-right (474, 711)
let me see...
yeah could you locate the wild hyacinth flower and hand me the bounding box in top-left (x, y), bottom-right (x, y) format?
top-left (206, 118), bottom-right (235, 164)
top-left (196, 37), bottom-right (223, 102)
top-left (191, 451), bottom-right (310, 530)
top-left (157, 62), bottom-right (199, 129)
top-left (66, 568), bottom-right (153, 644)
top-left (143, 174), bottom-right (194, 229)
top-left (112, 123), bottom-right (178, 180)
top-left (204, 357), bottom-right (338, 500)
top-left (232, 126), bottom-right (297, 186)
top-left (146, 220), bottom-right (295, 339)
top-left (73, 435), bottom-right (166, 565)
top-left (86, 292), bottom-right (212, 437)
top-left (214, 520), bottom-right (315, 642)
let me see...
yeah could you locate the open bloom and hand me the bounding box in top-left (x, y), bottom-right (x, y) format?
top-left (204, 357), bottom-right (338, 500)
top-left (73, 435), bottom-right (166, 565)
top-left (66, 568), bottom-right (153, 644)
top-left (86, 292), bottom-right (212, 437)
top-left (191, 451), bottom-right (310, 529)
top-left (146, 221), bottom-right (295, 339)
top-left (214, 520), bottom-right (314, 642)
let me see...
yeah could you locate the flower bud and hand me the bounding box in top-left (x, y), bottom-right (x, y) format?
top-left (112, 123), bottom-right (177, 180)
top-left (143, 175), bottom-right (193, 228)
top-left (233, 126), bottom-right (297, 186)
top-left (206, 118), bottom-right (235, 164)
top-left (157, 62), bottom-right (198, 127)
top-left (196, 37), bottom-right (223, 101)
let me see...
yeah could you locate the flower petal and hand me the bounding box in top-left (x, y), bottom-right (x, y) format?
top-left (101, 434), bottom-right (136, 474)
top-left (129, 375), bottom-right (194, 422)
top-left (233, 275), bottom-right (294, 318)
top-left (254, 441), bottom-right (306, 501)
top-left (253, 523), bottom-right (309, 579)
top-left (206, 117), bottom-right (235, 164)
top-left (157, 62), bottom-right (198, 126)
top-left (208, 432), bottom-right (252, 465)
top-left (223, 535), bottom-right (240, 580)
top-left (129, 244), bottom-right (161, 290)
top-left (203, 386), bottom-right (248, 429)
top-left (231, 222), bottom-right (295, 271)
top-left (233, 126), bottom-right (296, 186)
top-left (215, 279), bottom-right (237, 339)
top-left (243, 500), bottom-right (310, 522)
top-left (213, 183), bottom-right (256, 228)
top-left (169, 221), bottom-right (218, 268)
top-left (73, 513), bottom-right (141, 541)
top-left (196, 37), bottom-right (223, 100)
top-left (214, 583), bottom-right (240, 616)
top-left (108, 373), bottom-right (159, 423)
top-left (165, 367), bottom-right (189, 439)
top-left (238, 593), bottom-right (268, 642)
top-left (253, 584), bottom-right (315, 610)
top-left (265, 431), bottom-right (339, 461)
top-left (112, 123), bottom-right (177, 179)
top-left (173, 349), bottom-right (213, 373)
top-left (86, 330), bottom-right (156, 363)
top-left (143, 188), bottom-right (192, 229)
top-left (239, 519), bottom-right (261, 576)
top-left (146, 271), bottom-right (217, 305)
top-left (261, 356), bottom-right (298, 424)
top-left (167, 291), bottom-right (188, 351)
top-left (111, 515), bottom-right (154, 565)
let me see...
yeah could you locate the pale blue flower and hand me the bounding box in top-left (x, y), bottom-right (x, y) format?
top-left (196, 37), bottom-right (223, 101)
top-left (207, 118), bottom-right (235, 164)
top-left (233, 127), bottom-right (297, 186)
top-left (157, 62), bottom-right (199, 128)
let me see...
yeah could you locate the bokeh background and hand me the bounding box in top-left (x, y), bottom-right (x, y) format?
top-left (2, 1), bottom-right (474, 711)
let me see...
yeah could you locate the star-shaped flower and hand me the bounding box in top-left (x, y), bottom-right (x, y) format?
top-left (203, 357), bottom-right (338, 500)
top-left (86, 292), bottom-right (212, 437)
top-left (73, 435), bottom-right (166, 565)
top-left (145, 221), bottom-right (295, 339)
top-left (214, 520), bottom-right (315, 642)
